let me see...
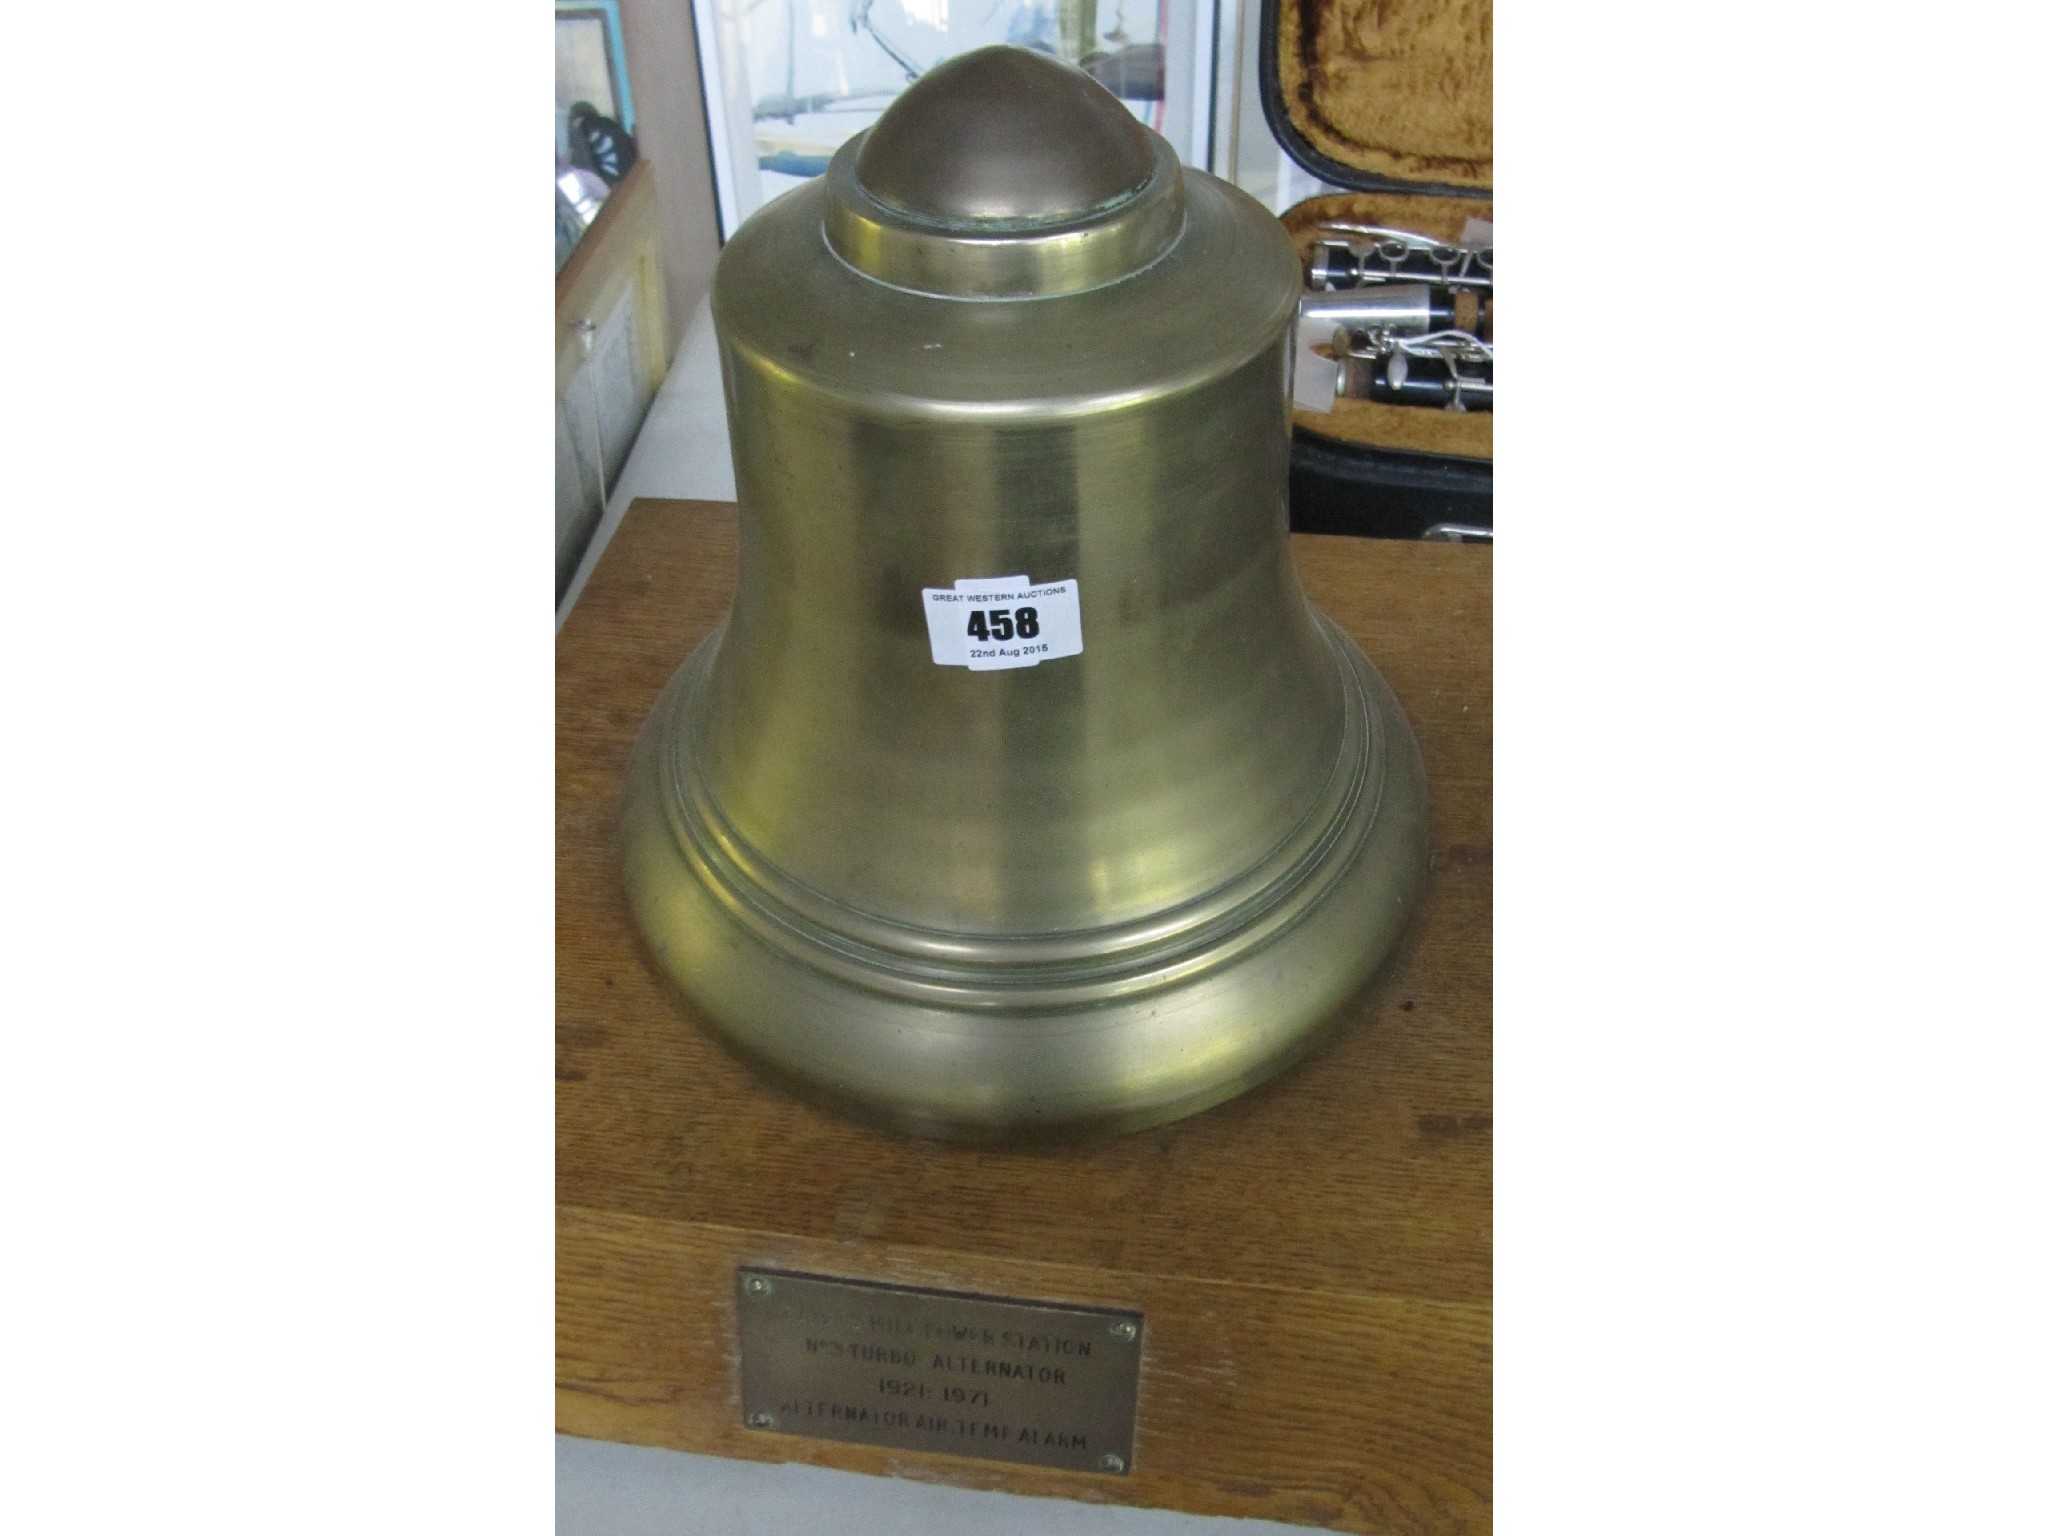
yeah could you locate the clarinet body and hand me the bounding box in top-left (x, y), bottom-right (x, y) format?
top-left (1301, 225), bottom-right (1494, 412)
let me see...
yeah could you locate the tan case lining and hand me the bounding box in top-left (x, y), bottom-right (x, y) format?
top-left (1267, 0), bottom-right (1493, 189)
top-left (1267, 0), bottom-right (1492, 461)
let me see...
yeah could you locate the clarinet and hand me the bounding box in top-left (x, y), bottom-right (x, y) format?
top-left (1338, 333), bottom-right (1492, 413)
top-left (1308, 225), bottom-right (1492, 294)
top-left (1302, 225), bottom-right (1494, 412)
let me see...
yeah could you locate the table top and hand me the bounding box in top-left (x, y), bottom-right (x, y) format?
top-left (558, 498), bottom-right (1492, 1531)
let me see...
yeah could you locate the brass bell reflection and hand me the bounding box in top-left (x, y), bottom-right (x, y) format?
top-left (620, 46), bottom-right (1428, 1139)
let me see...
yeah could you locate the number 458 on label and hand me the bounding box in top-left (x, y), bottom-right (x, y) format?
top-left (921, 575), bottom-right (1084, 672)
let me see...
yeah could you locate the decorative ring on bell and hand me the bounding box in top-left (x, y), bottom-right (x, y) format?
top-left (650, 614), bottom-right (1388, 1011)
top-left (820, 131), bottom-right (1188, 301)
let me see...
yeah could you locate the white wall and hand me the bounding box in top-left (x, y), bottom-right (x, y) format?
top-left (616, 0), bottom-right (724, 361)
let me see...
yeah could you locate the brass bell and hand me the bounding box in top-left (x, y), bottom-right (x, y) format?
top-left (621, 46), bottom-right (1428, 1139)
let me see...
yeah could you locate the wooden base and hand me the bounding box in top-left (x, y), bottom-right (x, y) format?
top-left (558, 500), bottom-right (1493, 1535)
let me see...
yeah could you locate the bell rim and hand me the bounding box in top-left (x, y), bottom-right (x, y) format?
top-left (619, 622), bottom-right (1430, 1139)
top-left (647, 613), bottom-right (1385, 1010)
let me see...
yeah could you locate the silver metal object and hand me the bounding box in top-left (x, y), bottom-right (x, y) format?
top-left (1300, 282), bottom-right (1451, 338)
top-left (1304, 224), bottom-right (1494, 411)
top-left (1308, 224), bottom-right (1492, 293)
top-left (735, 1266), bottom-right (1142, 1474)
top-left (1333, 328), bottom-right (1493, 412)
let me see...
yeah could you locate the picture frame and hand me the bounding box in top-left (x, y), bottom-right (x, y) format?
top-left (556, 0), bottom-right (636, 143)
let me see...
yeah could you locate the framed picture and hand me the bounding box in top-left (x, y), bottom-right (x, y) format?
top-left (557, 0), bottom-right (635, 147)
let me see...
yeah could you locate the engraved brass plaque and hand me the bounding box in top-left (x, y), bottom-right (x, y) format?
top-left (736, 1267), bottom-right (1142, 1474)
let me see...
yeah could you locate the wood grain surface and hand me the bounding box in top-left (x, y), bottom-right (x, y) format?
top-left (558, 499), bottom-right (1492, 1535)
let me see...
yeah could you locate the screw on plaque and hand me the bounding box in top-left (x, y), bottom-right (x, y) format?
top-left (1108, 1319), bottom-right (1138, 1341)
top-left (743, 1275), bottom-right (773, 1298)
top-left (747, 1410), bottom-right (777, 1430)
top-left (1098, 1452), bottom-right (1127, 1473)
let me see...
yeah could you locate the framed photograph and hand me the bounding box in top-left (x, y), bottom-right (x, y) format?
top-left (557, 0), bottom-right (635, 147)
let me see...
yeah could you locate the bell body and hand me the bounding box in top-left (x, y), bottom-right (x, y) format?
top-left (621, 48), bottom-right (1428, 1138)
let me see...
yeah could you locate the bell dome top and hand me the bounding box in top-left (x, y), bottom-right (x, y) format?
top-left (823, 45), bottom-right (1186, 299)
top-left (854, 47), bottom-right (1157, 227)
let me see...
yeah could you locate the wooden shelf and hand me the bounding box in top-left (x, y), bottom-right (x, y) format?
top-left (558, 499), bottom-right (1492, 1535)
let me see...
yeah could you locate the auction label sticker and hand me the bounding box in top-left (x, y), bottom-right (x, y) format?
top-left (921, 574), bottom-right (1083, 671)
top-left (736, 1267), bottom-right (1142, 1474)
